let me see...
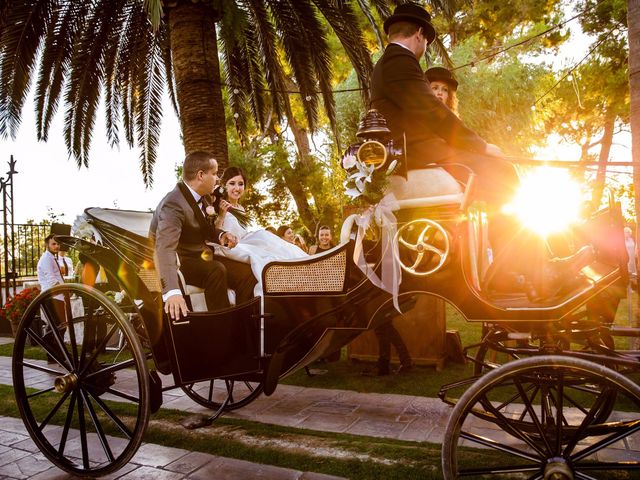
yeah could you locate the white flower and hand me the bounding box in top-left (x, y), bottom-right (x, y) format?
top-left (114, 291), bottom-right (125, 304)
top-left (342, 153), bottom-right (357, 170)
top-left (205, 205), bottom-right (216, 216)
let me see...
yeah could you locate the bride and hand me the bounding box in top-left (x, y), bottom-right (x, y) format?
top-left (212, 167), bottom-right (307, 296)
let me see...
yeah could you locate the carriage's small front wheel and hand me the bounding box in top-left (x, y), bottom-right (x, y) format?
top-left (181, 376), bottom-right (263, 412)
top-left (394, 219), bottom-right (450, 276)
top-left (442, 356), bottom-right (640, 479)
top-left (12, 284), bottom-right (150, 477)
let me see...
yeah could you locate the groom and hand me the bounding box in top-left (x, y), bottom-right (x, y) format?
top-left (150, 151), bottom-right (256, 319)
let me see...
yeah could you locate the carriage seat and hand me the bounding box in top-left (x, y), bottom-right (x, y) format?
top-left (386, 167), bottom-right (463, 209)
top-left (176, 270), bottom-right (236, 312)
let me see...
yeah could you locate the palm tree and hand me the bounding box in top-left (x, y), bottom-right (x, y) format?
top-left (0, 0), bottom-right (374, 185)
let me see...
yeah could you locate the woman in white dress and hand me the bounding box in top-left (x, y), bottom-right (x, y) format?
top-left (213, 167), bottom-right (307, 296)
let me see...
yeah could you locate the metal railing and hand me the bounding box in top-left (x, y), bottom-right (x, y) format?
top-left (1, 224), bottom-right (49, 279)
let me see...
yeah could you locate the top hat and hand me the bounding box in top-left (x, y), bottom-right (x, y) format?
top-left (425, 66), bottom-right (458, 90)
top-left (50, 223), bottom-right (71, 237)
top-left (383, 3), bottom-right (436, 45)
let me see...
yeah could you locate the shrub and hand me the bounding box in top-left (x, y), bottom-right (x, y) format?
top-left (3, 287), bottom-right (40, 336)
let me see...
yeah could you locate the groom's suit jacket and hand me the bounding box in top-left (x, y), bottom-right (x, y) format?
top-left (370, 43), bottom-right (486, 168)
top-left (149, 182), bottom-right (223, 295)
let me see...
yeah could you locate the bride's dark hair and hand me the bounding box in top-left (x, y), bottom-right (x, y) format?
top-left (220, 167), bottom-right (247, 196)
top-left (212, 166), bottom-right (251, 228)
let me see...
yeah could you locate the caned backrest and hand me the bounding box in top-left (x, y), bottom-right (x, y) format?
top-left (263, 244), bottom-right (348, 294)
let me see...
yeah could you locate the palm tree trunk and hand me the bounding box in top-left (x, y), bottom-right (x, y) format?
top-left (168, 3), bottom-right (228, 165)
top-left (628, 0), bottom-right (640, 332)
top-left (591, 113), bottom-right (615, 208)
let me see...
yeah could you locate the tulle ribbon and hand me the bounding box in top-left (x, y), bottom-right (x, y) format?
top-left (352, 193), bottom-right (402, 311)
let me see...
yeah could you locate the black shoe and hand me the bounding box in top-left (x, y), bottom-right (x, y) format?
top-left (534, 244), bottom-right (596, 300)
top-left (549, 244), bottom-right (595, 273)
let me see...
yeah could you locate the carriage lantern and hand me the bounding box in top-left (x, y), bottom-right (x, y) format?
top-left (343, 109), bottom-right (404, 170)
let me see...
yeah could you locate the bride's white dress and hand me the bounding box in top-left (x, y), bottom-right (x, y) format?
top-left (213, 209), bottom-right (307, 296)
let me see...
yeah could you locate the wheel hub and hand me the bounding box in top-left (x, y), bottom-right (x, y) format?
top-left (54, 373), bottom-right (78, 393)
top-left (544, 457), bottom-right (574, 480)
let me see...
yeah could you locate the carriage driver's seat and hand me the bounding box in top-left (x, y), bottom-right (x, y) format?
top-left (386, 166), bottom-right (464, 209)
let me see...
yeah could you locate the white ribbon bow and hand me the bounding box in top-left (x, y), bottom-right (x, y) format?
top-left (352, 193), bottom-right (402, 311)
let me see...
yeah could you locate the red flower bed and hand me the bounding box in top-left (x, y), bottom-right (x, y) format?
top-left (2, 287), bottom-right (40, 337)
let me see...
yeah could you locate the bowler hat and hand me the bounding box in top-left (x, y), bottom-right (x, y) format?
top-left (425, 66), bottom-right (458, 90)
top-left (383, 3), bottom-right (436, 45)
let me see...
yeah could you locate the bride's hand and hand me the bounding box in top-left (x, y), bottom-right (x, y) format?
top-left (221, 232), bottom-right (238, 248)
top-left (219, 200), bottom-right (232, 214)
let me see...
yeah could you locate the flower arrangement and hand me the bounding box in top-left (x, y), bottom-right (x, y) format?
top-left (211, 185), bottom-right (251, 229)
top-left (3, 287), bottom-right (40, 337)
top-left (342, 152), bottom-right (398, 207)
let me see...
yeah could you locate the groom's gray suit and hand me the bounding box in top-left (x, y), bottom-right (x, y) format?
top-left (150, 182), bottom-right (256, 311)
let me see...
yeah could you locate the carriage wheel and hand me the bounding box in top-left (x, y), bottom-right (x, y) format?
top-left (472, 327), bottom-right (619, 428)
top-left (12, 284), bottom-right (150, 477)
top-left (181, 377), bottom-right (264, 411)
top-left (472, 329), bottom-right (531, 376)
top-left (442, 356), bottom-right (640, 479)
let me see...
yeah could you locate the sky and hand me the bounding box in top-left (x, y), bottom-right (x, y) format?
top-left (0, 3), bottom-right (630, 225)
top-left (0, 94), bottom-right (183, 224)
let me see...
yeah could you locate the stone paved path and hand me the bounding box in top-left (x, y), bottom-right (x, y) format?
top-left (0, 350), bottom-right (451, 445)
top-left (0, 415), bottom-right (342, 480)
top-left (1, 337), bottom-right (639, 478)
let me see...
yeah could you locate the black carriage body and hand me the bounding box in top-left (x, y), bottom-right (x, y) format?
top-left (393, 199), bottom-right (627, 325)
top-left (75, 195), bottom-right (629, 388)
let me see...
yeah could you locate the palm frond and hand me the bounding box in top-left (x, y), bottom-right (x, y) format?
top-left (243, 26), bottom-right (269, 133)
top-left (159, 23), bottom-right (178, 118)
top-left (367, 0), bottom-right (393, 19)
top-left (311, 0), bottom-right (373, 104)
top-left (64, 0), bottom-right (130, 166)
top-left (356, 0), bottom-right (385, 50)
top-left (243, 0), bottom-right (292, 122)
top-left (428, 37), bottom-right (453, 69)
top-left (0, 0), bottom-right (54, 138)
top-left (117, 3), bottom-right (149, 148)
top-left (102, 2), bottom-right (139, 149)
top-left (134, 30), bottom-right (163, 187)
top-left (267, 0), bottom-right (321, 131)
top-left (143, 0), bottom-right (163, 31)
top-left (34, 2), bottom-right (89, 141)
top-left (219, 4), bottom-right (252, 143)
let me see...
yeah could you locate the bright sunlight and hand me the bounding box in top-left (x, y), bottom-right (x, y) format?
top-left (504, 167), bottom-right (583, 237)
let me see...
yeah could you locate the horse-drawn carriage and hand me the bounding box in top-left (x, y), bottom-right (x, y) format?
top-left (11, 118), bottom-right (639, 478)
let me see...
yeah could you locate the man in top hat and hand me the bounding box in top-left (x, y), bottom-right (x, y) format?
top-left (370, 2), bottom-right (518, 211)
top-left (371, 3), bottom-right (593, 299)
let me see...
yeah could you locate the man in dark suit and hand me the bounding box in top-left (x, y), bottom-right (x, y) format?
top-left (370, 2), bottom-right (518, 215)
top-left (150, 151), bottom-right (256, 319)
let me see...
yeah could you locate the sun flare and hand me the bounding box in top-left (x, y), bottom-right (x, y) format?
top-left (504, 167), bottom-right (583, 237)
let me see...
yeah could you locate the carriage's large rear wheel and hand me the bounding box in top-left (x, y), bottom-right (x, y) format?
top-left (12, 284), bottom-right (150, 477)
top-left (442, 356), bottom-right (640, 479)
top-left (181, 377), bottom-right (263, 411)
top-left (472, 327), bottom-right (619, 429)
